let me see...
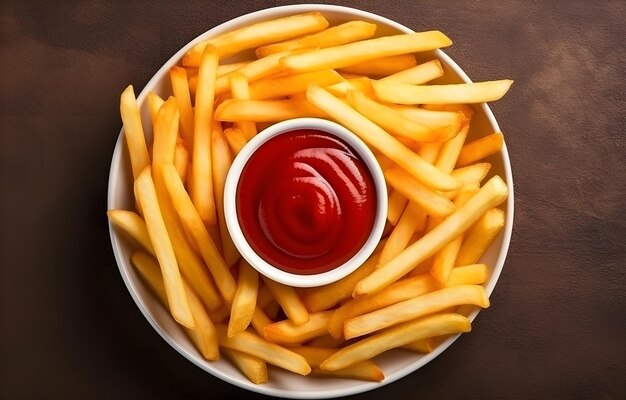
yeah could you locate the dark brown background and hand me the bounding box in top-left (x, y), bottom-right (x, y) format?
top-left (1, 1), bottom-right (625, 399)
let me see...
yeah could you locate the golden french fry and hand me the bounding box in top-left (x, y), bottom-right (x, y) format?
top-left (290, 346), bottom-right (384, 382)
top-left (380, 59), bottom-right (443, 84)
top-left (372, 79), bottom-right (513, 104)
top-left (221, 348), bottom-right (268, 384)
top-left (215, 99), bottom-right (325, 122)
top-left (281, 31), bottom-right (452, 73)
top-left (107, 210), bottom-right (153, 252)
top-left (183, 12), bottom-right (329, 66)
top-left (403, 339), bottom-right (434, 353)
top-left (228, 260), bottom-right (260, 337)
top-left (134, 168), bottom-right (194, 328)
top-left (249, 69), bottom-right (343, 100)
top-left (456, 208), bottom-right (505, 266)
top-left (456, 132), bottom-right (504, 167)
top-left (223, 127), bottom-right (248, 155)
top-left (215, 325), bottom-right (311, 376)
top-left (262, 276), bottom-right (310, 325)
top-left (446, 264), bottom-right (488, 286)
top-left (169, 67), bottom-right (195, 150)
top-left (435, 122), bottom-right (471, 174)
top-left (152, 97), bottom-right (179, 167)
top-left (451, 163), bottom-right (491, 186)
top-left (354, 175), bottom-right (508, 297)
top-left (162, 163), bottom-right (237, 304)
top-left (147, 91), bottom-right (165, 127)
top-left (255, 20), bottom-right (377, 57)
top-left (263, 311), bottom-right (332, 345)
top-left (229, 72), bottom-right (257, 140)
top-left (321, 313), bottom-right (470, 371)
top-left (187, 74), bottom-right (198, 99)
top-left (339, 54), bottom-right (417, 76)
top-left (378, 202), bottom-right (426, 268)
top-left (306, 85), bottom-right (460, 191)
top-left (192, 44), bottom-right (218, 226)
top-left (120, 85), bottom-right (150, 180)
top-left (173, 137), bottom-right (189, 184)
top-left (386, 189), bottom-right (408, 226)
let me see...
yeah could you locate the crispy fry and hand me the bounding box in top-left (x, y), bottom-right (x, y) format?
top-left (224, 127), bottom-right (247, 155)
top-left (339, 54), bottom-right (417, 76)
top-left (262, 276), bottom-right (310, 325)
top-left (451, 163), bottom-right (491, 186)
top-left (215, 99), bottom-right (325, 122)
top-left (446, 264), bottom-right (488, 286)
top-left (221, 348), bottom-right (268, 384)
top-left (380, 59), bottom-right (443, 84)
top-left (378, 201), bottom-right (426, 268)
top-left (228, 260), bottom-right (259, 337)
top-left (249, 69), bottom-right (343, 100)
top-left (107, 210), bottom-right (153, 252)
top-left (229, 72), bottom-right (257, 140)
top-left (290, 346), bottom-right (384, 381)
top-left (372, 79), bottom-right (514, 104)
top-left (169, 67), bottom-right (195, 150)
top-left (263, 311), bottom-right (332, 345)
top-left (456, 132), bottom-right (504, 167)
top-left (120, 85), bottom-right (150, 180)
top-left (152, 96), bottom-right (179, 167)
top-left (456, 208), bottom-right (505, 266)
top-left (436, 120), bottom-right (470, 174)
top-left (386, 189), bottom-right (408, 226)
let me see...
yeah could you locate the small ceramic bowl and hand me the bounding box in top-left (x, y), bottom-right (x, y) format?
top-left (223, 118), bottom-right (388, 287)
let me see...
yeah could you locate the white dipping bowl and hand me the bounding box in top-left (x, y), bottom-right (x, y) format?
top-left (108, 4), bottom-right (514, 399)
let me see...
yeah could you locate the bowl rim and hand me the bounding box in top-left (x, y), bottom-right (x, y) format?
top-left (107, 4), bottom-right (514, 399)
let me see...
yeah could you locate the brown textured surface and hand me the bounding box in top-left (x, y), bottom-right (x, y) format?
top-left (1, 1), bottom-right (625, 399)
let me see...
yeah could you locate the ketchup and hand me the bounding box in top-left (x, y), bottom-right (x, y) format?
top-left (236, 129), bottom-right (376, 275)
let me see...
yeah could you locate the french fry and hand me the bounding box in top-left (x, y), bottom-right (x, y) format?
top-left (393, 106), bottom-right (464, 134)
top-left (215, 99), bottom-right (325, 122)
top-left (354, 175), bottom-right (508, 297)
top-left (152, 96), bottom-right (179, 168)
top-left (325, 77), bottom-right (374, 97)
top-left (107, 210), bottom-right (153, 252)
top-left (306, 85), bottom-right (460, 191)
top-left (446, 264), bottom-right (488, 286)
top-left (134, 167), bottom-right (194, 328)
top-left (281, 31), bottom-right (452, 73)
top-left (162, 163), bottom-right (237, 304)
top-left (120, 86), bottom-right (151, 180)
top-left (436, 121), bottom-right (471, 174)
top-left (224, 127), bottom-right (248, 155)
top-left (229, 72), bottom-right (257, 140)
top-left (378, 202), bottom-right (426, 268)
top-left (386, 189), bottom-right (408, 226)
top-left (192, 44), bottom-right (218, 226)
top-left (169, 67), bottom-right (195, 150)
top-left (215, 325), bottom-right (311, 376)
top-left (183, 12), bottom-right (329, 66)
top-left (173, 137), bottom-right (189, 184)
top-left (249, 69), bottom-right (343, 100)
top-left (372, 79), bottom-right (513, 104)
top-left (380, 59), bottom-right (443, 84)
top-left (221, 348), bottom-right (268, 384)
top-left (456, 208), bottom-right (505, 266)
top-left (321, 313), bottom-right (471, 371)
top-left (217, 61), bottom-right (248, 77)
top-left (451, 163), bottom-right (491, 186)
top-left (263, 311), bottom-right (332, 345)
top-left (228, 260), bottom-right (259, 337)
top-left (456, 132), bottom-right (504, 167)
top-left (147, 91), bottom-right (165, 127)
top-left (262, 276), bottom-right (310, 325)
top-left (250, 306), bottom-right (273, 337)
top-left (403, 339), bottom-right (435, 353)
top-left (256, 20), bottom-right (377, 57)
top-left (339, 54), bottom-right (417, 76)
top-left (290, 346), bottom-right (384, 381)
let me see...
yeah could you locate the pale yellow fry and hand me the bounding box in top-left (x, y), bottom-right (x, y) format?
top-left (224, 127), bottom-right (248, 156)
top-left (384, 167), bottom-right (456, 217)
top-left (393, 105), bottom-right (464, 131)
top-left (451, 163), bottom-right (491, 186)
top-left (107, 210), bottom-right (153, 252)
top-left (183, 12), bottom-right (329, 66)
top-left (147, 91), bottom-right (165, 127)
top-left (380, 59), bottom-right (443, 84)
top-left (256, 20), bottom-right (377, 57)
top-left (456, 208), bottom-right (505, 266)
top-left (386, 189), bottom-right (408, 226)
top-left (290, 346), bottom-right (384, 382)
top-left (228, 260), bottom-right (260, 337)
top-left (192, 44), bottom-right (218, 226)
top-left (152, 97), bottom-right (179, 167)
top-left (418, 142), bottom-right (443, 165)
top-left (378, 202), bottom-right (426, 268)
top-left (228, 72), bottom-right (257, 140)
top-left (221, 348), bottom-right (268, 384)
top-left (169, 67), bottom-right (195, 150)
top-left (249, 69), bottom-right (343, 100)
top-left (306, 85), bottom-right (460, 191)
top-left (120, 85), bottom-right (150, 180)
top-left (321, 313), bottom-right (470, 371)
top-left (162, 163), bottom-right (237, 304)
top-left (339, 54), bottom-right (417, 76)
top-left (446, 264), bottom-right (488, 287)
top-left (372, 79), bottom-right (514, 104)
top-left (354, 175), bottom-right (508, 297)
top-left (262, 276), bottom-right (309, 326)
top-left (215, 325), bottom-right (311, 376)
top-left (281, 31), bottom-right (452, 73)
top-left (436, 120), bottom-right (470, 174)
top-left (263, 311), bottom-right (332, 345)
top-left (173, 137), bottom-right (189, 184)
top-left (456, 132), bottom-right (504, 167)
top-left (345, 285), bottom-right (488, 339)
top-left (326, 77), bottom-right (375, 97)
top-left (215, 99), bottom-right (325, 122)
top-left (135, 168), bottom-right (194, 328)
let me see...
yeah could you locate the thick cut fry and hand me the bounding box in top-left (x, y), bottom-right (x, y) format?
top-left (107, 210), bottom-right (153, 252)
top-left (173, 137), bottom-right (189, 184)
top-left (183, 12), bottom-right (329, 66)
top-left (162, 163), bottom-right (237, 304)
top-left (306, 85), bottom-right (460, 191)
top-left (256, 20), bottom-right (377, 57)
top-left (229, 72), bottom-right (257, 140)
top-left (215, 325), bottom-right (311, 376)
top-left (191, 45), bottom-right (219, 226)
top-left (290, 346), bottom-right (384, 381)
top-left (378, 202), bottom-right (426, 268)
top-left (249, 69), bottom-right (343, 100)
top-left (281, 31), bottom-right (452, 73)
top-left (347, 90), bottom-right (455, 143)
top-left (372, 80), bottom-right (514, 104)
top-left (135, 168), bottom-right (194, 328)
top-left (215, 99), bottom-right (325, 122)
top-left (456, 132), bottom-right (504, 167)
top-left (380, 59), bottom-right (443, 84)
top-left (339, 54), bottom-right (417, 76)
top-left (354, 175), bottom-right (508, 297)
top-left (384, 167), bottom-right (456, 217)
top-left (386, 189), bottom-right (408, 226)
top-left (345, 285), bottom-right (488, 339)
top-left (221, 348), bottom-right (268, 384)
top-left (263, 311), bottom-right (332, 345)
top-left (169, 67), bottom-right (195, 149)
top-left (147, 91), bottom-right (165, 127)
top-left (228, 260), bottom-right (259, 337)
top-left (321, 313), bottom-right (470, 371)
top-left (456, 208), bottom-right (505, 266)
top-left (262, 277), bottom-right (309, 325)
top-left (223, 127), bottom-right (247, 155)
top-left (152, 97), bottom-right (179, 167)
top-left (120, 86), bottom-right (150, 180)
top-left (451, 163), bottom-right (491, 186)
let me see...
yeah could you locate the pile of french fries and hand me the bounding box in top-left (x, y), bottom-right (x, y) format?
top-left (108, 12), bottom-right (511, 384)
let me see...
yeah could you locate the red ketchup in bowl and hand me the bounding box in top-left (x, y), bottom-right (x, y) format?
top-left (236, 129), bottom-right (376, 275)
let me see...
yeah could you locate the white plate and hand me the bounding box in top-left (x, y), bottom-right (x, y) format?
top-left (107, 4), bottom-right (514, 398)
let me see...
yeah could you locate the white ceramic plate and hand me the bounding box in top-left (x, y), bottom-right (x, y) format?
top-left (108, 4), bottom-right (514, 398)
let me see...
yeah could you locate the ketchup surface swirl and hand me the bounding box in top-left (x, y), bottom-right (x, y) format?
top-left (236, 129), bottom-right (376, 275)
